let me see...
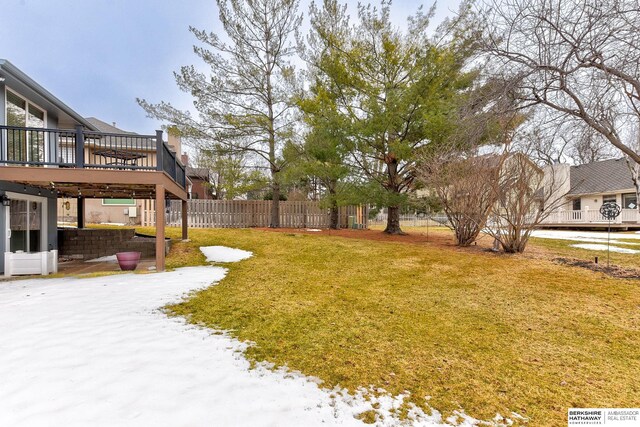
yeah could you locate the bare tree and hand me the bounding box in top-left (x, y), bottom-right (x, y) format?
top-left (484, 150), bottom-right (569, 253)
top-left (624, 121), bottom-right (640, 211)
top-left (194, 148), bottom-right (267, 200)
top-left (417, 72), bottom-right (524, 246)
top-left (485, 0), bottom-right (640, 166)
top-left (569, 128), bottom-right (615, 165)
top-left (516, 109), bottom-right (615, 166)
top-left (420, 151), bottom-right (503, 246)
top-left (138, 0), bottom-right (302, 227)
top-left (513, 110), bottom-right (570, 165)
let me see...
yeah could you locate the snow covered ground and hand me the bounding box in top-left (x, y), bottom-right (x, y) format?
top-left (86, 254), bottom-right (118, 262)
top-left (0, 246), bottom-right (491, 427)
top-left (570, 243), bottom-right (639, 254)
top-left (531, 229), bottom-right (640, 242)
top-left (200, 245), bottom-right (253, 263)
top-left (531, 230), bottom-right (640, 253)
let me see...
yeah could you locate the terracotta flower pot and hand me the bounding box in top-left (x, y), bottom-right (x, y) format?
top-left (115, 252), bottom-right (141, 271)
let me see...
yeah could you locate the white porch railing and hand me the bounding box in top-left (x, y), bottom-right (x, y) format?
top-left (542, 209), bottom-right (639, 224)
top-left (621, 209), bottom-right (639, 223)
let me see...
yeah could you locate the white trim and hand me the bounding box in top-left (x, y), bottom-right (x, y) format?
top-left (5, 86), bottom-right (48, 126)
top-left (5, 191), bottom-right (48, 254)
top-left (567, 189), bottom-right (637, 198)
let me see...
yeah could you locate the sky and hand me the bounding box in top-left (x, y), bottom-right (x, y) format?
top-left (0, 0), bottom-right (461, 133)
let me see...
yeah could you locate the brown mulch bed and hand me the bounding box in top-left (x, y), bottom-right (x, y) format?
top-left (554, 257), bottom-right (640, 280)
top-left (259, 227), bottom-right (640, 280)
top-left (256, 227), bottom-right (495, 251)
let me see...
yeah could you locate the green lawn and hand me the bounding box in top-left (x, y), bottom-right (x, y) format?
top-left (143, 226), bottom-right (640, 425)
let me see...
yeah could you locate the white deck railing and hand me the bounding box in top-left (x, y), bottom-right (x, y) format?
top-left (542, 209), bottom-right (639, 224)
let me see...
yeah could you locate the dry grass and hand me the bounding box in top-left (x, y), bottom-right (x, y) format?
top-left (147, 226), bottom-right (639, 425)
top-left (529, 236), bottom-right (640, 271)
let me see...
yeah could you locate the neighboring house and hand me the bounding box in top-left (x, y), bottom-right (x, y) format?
top-left (0, 59), bottom-right (188, 275)
top-left (541, 158), bottom-right (639, 228)
top-left (179, 153), bottom-right (214, 200)
top-left (186, 166), bottom-right (214, 200)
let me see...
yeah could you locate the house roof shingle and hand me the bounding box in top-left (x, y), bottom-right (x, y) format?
top-left (186, 167), bottom-right (211, 180)
top-left (85, 117), bottom-right (137, 134)
top-left (569, 158), bottom-right (635, 195)
top-left (84, 117), bottom-right (156, 151)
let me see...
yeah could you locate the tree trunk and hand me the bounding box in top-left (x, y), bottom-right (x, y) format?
top-left (270, 172), bottom-right (280, 228)
top-left (384, 206), bottom-right (403, 234)
top-left (383, 156), bottom-right (404, 235)
top-left (329, 185), bottom-right (339, 229)
top-left (329, 204), bottom-right (339, 229)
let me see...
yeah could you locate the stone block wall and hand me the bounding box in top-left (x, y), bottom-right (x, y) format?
top-left (58, 228), bottom-right (169, 260)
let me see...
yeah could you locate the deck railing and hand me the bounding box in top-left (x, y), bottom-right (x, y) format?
top-left (0, 125), bottom-right (186, 188)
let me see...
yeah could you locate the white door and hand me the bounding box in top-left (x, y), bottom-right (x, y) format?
top-left (5, 192), bottom-right (47, 254)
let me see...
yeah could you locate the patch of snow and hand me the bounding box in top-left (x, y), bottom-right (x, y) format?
top-left (86, 255), bottom-right (117, 263)
top-left (200, 245), bottom-right (253, 263)
top-left (531, 230), bottom-right (640, 245)
top-left (570, 243), bottom-right (639, 254)
top-left (0, 246), bottom-right (508, 427)
top-left (305, 228), bottom-right (322, 232)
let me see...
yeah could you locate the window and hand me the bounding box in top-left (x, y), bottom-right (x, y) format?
top-left (58, 145), bottom-right (75, 164)
top-left (102, 198), bottom-right (136, 206)
top-left (602, 194), bottom-right (616, 204)
top-left (623, 193), bottom-right (637, 209)
top-left (572, 198), bottom-right (581, 210)
top-left (5, 89), bottom-right (46, 163)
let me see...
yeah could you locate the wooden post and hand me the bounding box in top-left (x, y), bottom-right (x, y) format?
top-left (181, 199), bottom-right (188, 240)
top-left (77, 197), bottom-right (85, 229)
top-left (155, 184), bottom-right (165, 272)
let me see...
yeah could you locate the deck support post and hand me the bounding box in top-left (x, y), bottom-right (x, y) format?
top-left (75, 125), bottom-right (84, 168)
top-left (181, 199), bottom-right (188, 240)
top-left (156, 130), bottom-right (164, 172)
top-left (155, 184), bottom-right (165, 272)
top-left (77, 197), bottom-right (85, 229)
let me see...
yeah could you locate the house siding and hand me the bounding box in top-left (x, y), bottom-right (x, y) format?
top-left (189, 177), bottom-right (213, 200)
top-left (0, 78), bottom-right (62, 274)
top-left (0, 81), bottom-right (5, 124)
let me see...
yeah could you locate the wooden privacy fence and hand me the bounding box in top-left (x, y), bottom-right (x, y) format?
top-left (142, 200), bottom-right (368, 229)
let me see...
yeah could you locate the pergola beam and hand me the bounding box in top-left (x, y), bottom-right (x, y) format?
top-left (0, 167), bottom-right (187, 201)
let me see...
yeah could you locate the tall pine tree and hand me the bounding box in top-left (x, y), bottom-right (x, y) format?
top-left (138, 0), bottom-right (302, 227)
top-left (305, 0), bottom-right (480, 234)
